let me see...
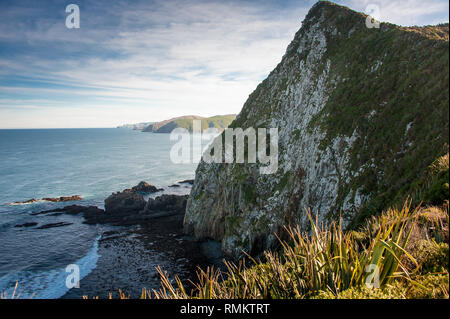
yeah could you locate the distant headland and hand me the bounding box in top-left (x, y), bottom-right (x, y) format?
top-left (117, 114), bottom-right (236, 133)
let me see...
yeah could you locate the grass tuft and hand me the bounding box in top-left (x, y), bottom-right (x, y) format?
top-left (152, 200), bottom-right (448, 299)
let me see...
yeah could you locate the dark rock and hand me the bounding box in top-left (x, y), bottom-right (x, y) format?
top-left (14, 222), bottom-right (38, 228)
top-left (31, 204), bottom-right (109, 225)
top-left (42, 195), bottom-right (83, 202)
top-left (9, 195), bottom-right (83, 205)
top-left (29, 193), bottom-right (187, 227)
top-left (59, 195), bottom-right (83, 201)
top-left (100, 194), bottom-right (188, 225)
top-left (103, 230), bottom-right (120, 236)
top-left (13, 198), bottom-right (38, 204)
top-left (130, 181), bottom-right (163, 193)
top-left (178, 179), bottom-right (194, 185)
top-left (104, 191), bottom-right (146, 215)
top-left (36, 222), bottom-right (73, 229)
top-left (169, 184), bottom-right (180, 188)
top-left (31, 205), bottom-right (103, 216)
top-left (142, 194), bottom-right (188, 214)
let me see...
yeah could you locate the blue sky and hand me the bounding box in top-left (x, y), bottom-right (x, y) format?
top-left (0, 0), bottom-right (448, 128)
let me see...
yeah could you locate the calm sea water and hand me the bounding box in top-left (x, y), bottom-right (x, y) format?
top-left (0, 128), bottom-right (203, 298)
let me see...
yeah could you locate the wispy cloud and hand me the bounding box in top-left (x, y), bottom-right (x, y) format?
top-left (345, 0), bottom-right (449, 26)
top-left (0, 0), bottom-right (448, 128)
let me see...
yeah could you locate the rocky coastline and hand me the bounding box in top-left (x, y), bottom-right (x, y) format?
top-left (16, 180), bottom-right (194, 228)
top-left (8, 195), bottom-right (83, 205)
top-left (12, 179), bottom-right (220, 298)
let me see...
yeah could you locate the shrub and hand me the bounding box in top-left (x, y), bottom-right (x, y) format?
top-left (408, 273), bottom-right (449, 299)
top-left (313, 282), bottom-right (407, 299)
top-left (153, 202), bottom-right (426, 299)
top-left (421, 154), bottom-right (449, 205)
top-left (411, 240), bottom-right (449, 274)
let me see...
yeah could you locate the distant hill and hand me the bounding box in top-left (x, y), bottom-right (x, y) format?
top-left (141, 114), bottom-right (236, 133)
top-left (117, 122), bottom-right (155, 130)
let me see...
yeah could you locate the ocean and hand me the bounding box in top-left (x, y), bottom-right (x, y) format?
top-left (0, 128), bottom-right (203, 298)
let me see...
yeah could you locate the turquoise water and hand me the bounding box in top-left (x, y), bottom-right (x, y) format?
top-left (0, 128), bottom-right (202, 298)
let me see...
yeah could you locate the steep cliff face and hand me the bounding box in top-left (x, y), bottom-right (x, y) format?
top-left (184, 2), bottom-right (449, 258)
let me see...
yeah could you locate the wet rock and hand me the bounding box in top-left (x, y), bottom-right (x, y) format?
top-left (125, 181), bottom-right (163, 193)
top-left (142, 194), bottom-right (188, 214)
top-left (41, 197), bottom-right (59, 202)
top-left (13, 198), bottom-right (38, 204)
top-left (103, 230), bottom-right (120, 236)
top-left (14, 222), bottom-right (38, 228)
top-left (8, 195), bottom-right (83, 205)
top-left (36, 222), bottom-right (73, 229)
top-left (178, 179), bottom-right (194, 185)
top-left (30, 193), bottom-right (188, 227)
top-left (104, 191), bottom-right (146, 215)
top-left (42, 195), bottom-right (83, 202)
top-left (31, 205), bottom-right (103, 216)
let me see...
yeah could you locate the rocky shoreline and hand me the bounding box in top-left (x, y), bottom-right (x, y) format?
top-left (15, 179), bottom-right (222, 298)
top-left (7, 195), bottom-right (83, 205)
top-left (15, 180), bottom-right (194, 228)
top-left (62, 211), bottom-right (223, 298)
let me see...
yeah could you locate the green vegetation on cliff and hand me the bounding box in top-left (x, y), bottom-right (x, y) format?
top-left (305, 3), bottom-right (449, 225)
top-left (184, 1), bottom-right (449, 259)
top-left (153, 154), bottom-right (448, 299)
top-left (15, 154), bottom-right (446, 300)
top-left (155, 197), bottom-right (448, 299)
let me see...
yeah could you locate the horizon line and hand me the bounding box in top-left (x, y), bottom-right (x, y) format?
top-left (0, 127), bottom-right (117, 130)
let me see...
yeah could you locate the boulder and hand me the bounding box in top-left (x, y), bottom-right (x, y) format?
top-left (29, 194), bottom-right (188, 226)
top-left (142, 194), bottom-right (188, 214)
top-left (130, 181), bottom-right (162, 193)
top-left (104, 191), bottom-right (146, 215)
top-left (42, 195), bottom-right (82, 202)
top-left (14, 222), bottom-right (38, 228)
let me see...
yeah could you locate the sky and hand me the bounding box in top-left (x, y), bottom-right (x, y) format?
top-left (0, 0), bottom-right (448, 128)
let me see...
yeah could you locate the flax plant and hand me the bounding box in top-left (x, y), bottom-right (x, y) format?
top-left (154, 201), bottom-right (421, 299)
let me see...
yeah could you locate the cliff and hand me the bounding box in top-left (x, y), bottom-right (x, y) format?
top-left (184, 1), bottom-right (449, 258)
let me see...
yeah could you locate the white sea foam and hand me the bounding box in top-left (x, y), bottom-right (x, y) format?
top-left (0, 236), bottom-right (100, 299)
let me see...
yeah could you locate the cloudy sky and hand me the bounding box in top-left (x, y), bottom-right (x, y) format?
top-left (0, 0), bottom-right (448, 128)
